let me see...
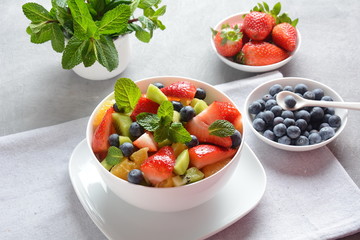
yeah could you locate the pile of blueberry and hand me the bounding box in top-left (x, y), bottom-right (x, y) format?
top-left (248, 83), bottom-right (342, 146)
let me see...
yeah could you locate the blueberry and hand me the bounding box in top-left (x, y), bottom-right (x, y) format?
top-left (303, 131), bottom-right (310, 137)
top-left (273, 123), bottom-right (287, 137)
top-left (194, 88), bottom-right (206, 100)
top-left (270, 105), bottom-right (282, 117)
top-left (319, 127), bottom-right (335, 140)
top-left (253, 118), bottom-right (266, 132)
top-left (323, 114), bottom-right (332, 123)
top-left (171, 101), bottom-right (183, 112)
top-left (284, 95), bottom-right (296, 108)
top-left (153, 82), bottom-right (164, 89)
top-left (130, 122), bottom-right (144, 138)
top-left (262, 94), bottom-right (273, 102)
top-left (265, 99), bottom-right (277, 110)
top-left (278, 135), bottom-right (291, 145)
top-left (309, 132), bottom-right (322, 145)
top-left (255, 112), bottom-right (264, 119)
top-left (295, 119), bottom-right (308, 131)
top-left (283, 85), bottom-right (294, 92)
top-left (294, 83), bottom-right (308, 95)
top-left (180, 106), bottom-right (195, 122)
top-left (312, 88), bottom-right (324, 100)
top-left (261, 110), bottom-right (274, 124)
top-left (321, 96), bottom-right (333, 101)
top-left (269, 84), bottom-right (283, 96)
top-left (256, 99), bottom-right (266, 110)
top-left (263, 130), bottom-right (275, 140)
top-left (231, 130), bottom-right (242, 148)
top-left (319, 122), bottom-right (330, 129)
top-left (281, 110), bottom-right (294, 119)
top-left (328, 115), bottom-right (341, 128)
top-left (248, 101), bottom-right (262, 114)
top-left (108, 133), bottom-right (120, 147)
top-left (120, 142), bottom-right (135, 157)
top-left (128, 169), bottom-right (144, 184)
top-left (273, 116), bottom-right (284, 125)
top-left (303, 91), bottom-right (315, 100)
top-left (113, 103), bottom-right (122, 113)
top-left (283, 118), bottom-right (295, 127)
top-left (186, 135), bottom-right (199, 148)
top-left (295, 136), bottom-right (309, 146)
top-left (310, 107), bottom-right (324, 122)
top-left (325, 107), bottom-right (335, 115)
top-left (295, 110), bottom-right (311, 123)
top-left (287, 125), bottom-right (301, 139)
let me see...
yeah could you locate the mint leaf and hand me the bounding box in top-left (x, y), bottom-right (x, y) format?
top-left (135, 28), bottom-right (151, 43)
top-left (105, 146), bottom-right (123, 165)
top-left (153, 5), bottom-right (166, 17)
top-left (168, 122), bottom-right (192, 143)
top-left (157, 101), bottom-right (173, 125)
top-left (138, 0), bottom-right (161, 9)
top-left (130, 0), bottom-right (140, 13)
top-left (61, 36), bottom-right (87, 69)
top-left (98, 4), bottom-right (131, 35)
top-left (136, 113), bottom-right (160, 131)
top-left (52, 0), bottom-right (67, 8)
top-left (22, 3), bottom-right (53, 22)
top-left (50, 23), bottom-right (65, 52)
top-left (94, 35), bottom-right (118, 71)
top-left (82, 39), bottom-right (97, 67)
top-left (114, 78), bottom-right (141, 113)
top-left (30, 23), bottom-right (52, 44)
top-left (208, 120), bottom-right (235, 137)
top-left (154, 125), bottom-right (169, 143)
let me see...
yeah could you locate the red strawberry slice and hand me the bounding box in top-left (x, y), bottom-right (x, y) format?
top-left (133, 132), bottom-right (158, 152)
top-left (130, 96), bottom-right (159, 121)
top-left (92, 106), bottom-right (115, 155)
top-left (272, 22), bottom-right (297, 52)
top-left (197, 101), bottom-right (241, 125)
top-left (140, 146), bottom-right (176, 185)
top-left (186, 116), bottom-right (232, 148)
top-left (189, 144), bottom-right (237, 169)
top-left (161, 81), bottom-right (197, 100)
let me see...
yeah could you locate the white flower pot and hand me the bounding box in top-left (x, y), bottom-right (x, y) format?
top-left (72, 35), bottom-right (131, 80)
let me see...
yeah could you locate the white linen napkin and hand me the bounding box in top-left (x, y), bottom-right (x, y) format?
top-left (1, 71), bottom-right (359, 240)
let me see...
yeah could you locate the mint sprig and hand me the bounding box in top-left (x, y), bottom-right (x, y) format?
top-left (209, 120), bottom-right (235, 137)
top-left (136, 101), bottom-right (192, 144)
top-left (114, 78), bottom-right (141, 113)
top-left (105, 146), bottom-right (124, 166)
top-left (22, 0), bottom-right (167, 71)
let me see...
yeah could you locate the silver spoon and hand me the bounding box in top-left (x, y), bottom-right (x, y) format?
top-left (276, 91), bottom-right (360, 111)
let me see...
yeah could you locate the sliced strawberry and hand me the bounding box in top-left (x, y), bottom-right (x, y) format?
top-left (196, 101), bottom-right (241, 125)
top-left (133, 132), bottom-right (158, 152)
top-left (186, 116), bottom-right (232, 148)
top-left (130, 96), bottom-right (159, 121)
top-left (92, 106), bottom-right (115, 154)
top-left (140, 146), bottom-right (176, 185)
top-left (189, 144), bottom-right (237, 169)
top-left (161, 81), bottom-right (197, 100)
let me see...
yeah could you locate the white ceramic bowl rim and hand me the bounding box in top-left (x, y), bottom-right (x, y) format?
top-left (86, 75), bottom-right (244, 191)
top-left (244, 77), bottom-right (348, 151)
top-left (211, 12), bottom-right (302, 72)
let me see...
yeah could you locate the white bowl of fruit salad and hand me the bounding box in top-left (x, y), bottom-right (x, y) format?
top-left (211, 2), bottom-right (301, 72)
top-left (245, 77), bottom-right (348, 151)
top-left (86, 76), bottom-right (244, 212)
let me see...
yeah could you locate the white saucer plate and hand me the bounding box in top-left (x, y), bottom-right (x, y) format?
top-left (69, 139), bottom-right (267, 240)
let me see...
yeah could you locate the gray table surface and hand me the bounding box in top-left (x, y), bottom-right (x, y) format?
top-left (1, 0), bottom-right (359, 239)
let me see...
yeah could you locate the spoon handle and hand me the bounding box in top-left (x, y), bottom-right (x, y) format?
top-left (305, 100), bottom-right (360, 110)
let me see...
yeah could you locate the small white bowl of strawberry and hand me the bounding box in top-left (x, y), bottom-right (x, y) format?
top-left (211, 2), bottom-right (301, 72)
top-left (86, 76), bottom-right (245, 212)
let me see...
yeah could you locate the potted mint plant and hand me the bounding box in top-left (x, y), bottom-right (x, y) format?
top-left (22, 0), bottom-right (166, 80)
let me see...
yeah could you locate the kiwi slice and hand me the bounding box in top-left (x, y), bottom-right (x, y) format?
top-left (146, 84), bottom-right (168, 104)
top-left (172, 175), bottom-right (187, 187)
top-left (112, 113), bottom-right (132, 137)
top-left (184, 167), bottom-right (204, 183)
top-left (119, 136), bottom-right (132, 145)
top-left (174, 149), bottom-right (190, 175)
top-left (158, 138), bottom-right (172, 147)
top-left (101, 159), bottom-right (113, 171)
top-left (190, 98), bottom-right (201, 107)
top-left (193, 100), bottom-right (208, 115)
top-left (173, 111), bottom-right (180, 122)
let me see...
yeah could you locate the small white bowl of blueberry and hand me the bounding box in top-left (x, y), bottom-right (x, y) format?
top-left (244, 77), bottom-right (348, 151)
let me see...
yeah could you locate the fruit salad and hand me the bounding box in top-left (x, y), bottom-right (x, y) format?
top-left (91, 78), bottom-right (243, 188)
top-left (212, 2), bottom-right (298, 66)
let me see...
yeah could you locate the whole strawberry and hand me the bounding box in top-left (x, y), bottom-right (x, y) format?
top-left (272, 22), bottom-right (297, 52)
top-left (243, 11), bottom-right (275, 41)
top-left (212, 24), bottom-right (243, 57)
top-left (239, 41), bottom-right (289, 66)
